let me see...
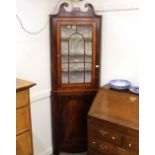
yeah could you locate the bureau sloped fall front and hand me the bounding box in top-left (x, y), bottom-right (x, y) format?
top-left (88, 87), bottom-right (139, 155)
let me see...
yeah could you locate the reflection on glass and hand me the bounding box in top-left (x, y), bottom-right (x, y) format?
top-left (62, 72), bottom-right (68, 84)
top-left (69, 63), bottom-right (84, 72)
top-left (69, 72), bottom-right (84, 83)
top-left (85, 72), bottom-right (91, 83)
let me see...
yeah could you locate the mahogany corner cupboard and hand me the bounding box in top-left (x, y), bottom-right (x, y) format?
top-left (49, 3), bottom-right (102, 154)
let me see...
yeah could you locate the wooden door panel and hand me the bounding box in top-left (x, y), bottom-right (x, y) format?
top-left (61, 95), bottom-right (92, 141)
top-left (52, 92), bottom-right (96, 151)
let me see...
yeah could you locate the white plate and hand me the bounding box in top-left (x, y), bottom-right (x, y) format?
top-left (109, 79), bottom-right (131, 90)
top-left (129, 86), bottom-right (139, 94)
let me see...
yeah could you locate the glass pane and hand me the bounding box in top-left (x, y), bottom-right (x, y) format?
top-left (85, 72), bottom-right (91, 83)
top-left (69, 63), bottom-right (84, 72)
top-left (85, 41), bottom-right (92, 56)
top-left (61, 63), bottom-right (68, 83)
top-left (61, 63), bottom-right (68, 72)
top-left (69, 55), bottom-right (84, 63)
top-left (61, 55), bottom-right (68, 63)
top-left (61, 24), bottom-right (93, 84)
top-left (77, 25), bottom-right (92, 38)
top-left (69, 72), bottom-right (84, 83)
top-left (85, 55), bottom-right (92, 62)
top-left (62, 72), bottom-right (68, 84)
top-left (69, 34), bottom-right (84, 56)
top-left (61, 25), bottom-right (76, 38)
top-left (85, 63), bottom-right (92, 72)
top-left (69, 63), bottom-right (84, 83)
top-left (85, 63), bottom-right (92, 83)
top-left (61, 42), bottom-right (68, 57)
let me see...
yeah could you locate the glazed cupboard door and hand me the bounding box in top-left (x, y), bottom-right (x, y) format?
top-left (52, 19), bottom-right (100, 91)
top-left (59, 23), bottom-right (96, 87)
top-left (50, 3), bottom-right (101, 155)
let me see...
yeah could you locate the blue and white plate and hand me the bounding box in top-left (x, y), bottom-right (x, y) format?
top-left (129, 86), bottom-right (139, 94)
top-left (109, 79), bottom-right (131, 90)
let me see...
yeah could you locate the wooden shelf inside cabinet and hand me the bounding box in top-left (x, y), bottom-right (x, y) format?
top-left (61, 38), bottom-right (92, 42)
top-left (61, 63), bottom-right (92, 72)
top-left (61, 55), bottom-right (92, 61)
top-left (50, 2), bottom-right (101, 155)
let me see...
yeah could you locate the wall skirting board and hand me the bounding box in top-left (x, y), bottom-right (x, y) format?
top-left (30, 89), bottom-right (51, 103)
top-left (39, 147), bottom-right (53, 155)
top-left (30, 90), bottom-right (53, 155)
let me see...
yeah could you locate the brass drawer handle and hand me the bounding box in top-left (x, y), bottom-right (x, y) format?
top-left (112, 136), bottom-right (116, 140)
top-left (129, 143), bottom-right (132, 148)
top-left (117, 147), bottom-right (126, 153)
top-left (129, 96), bottom-right (137, 102)
top-left (99, 129), bottom-right (108, 136)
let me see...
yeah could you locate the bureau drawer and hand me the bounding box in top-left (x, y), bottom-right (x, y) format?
top-left (16, 106), bottom-right (31, 135)
top-left (89, 137), bottom-right (137, 155)
top-left (122, 136), bottom-right (139, 152)
top-left (16, 89), bottom-right (29, 108)
top-left (88, 120), bottom-right (122, 145)
top-left (88, 149), bottom-right (104, 155)
top-left (16, 131), bottom-right (33, 155)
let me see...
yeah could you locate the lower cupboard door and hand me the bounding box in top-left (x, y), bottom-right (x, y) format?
top-left (16, 131), bottom-right (33, 155)
top-left (52, 93), bottom-right (96, 152)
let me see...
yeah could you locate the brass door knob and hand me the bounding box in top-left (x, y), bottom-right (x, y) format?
top-left (92, 141), bottom-right (96, 144)
top-left (96, 65), bottom-right (100, 68)
top-left (112, 136), bottom-right (116, 140)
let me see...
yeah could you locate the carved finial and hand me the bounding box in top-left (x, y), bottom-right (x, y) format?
top-left (84, 3), bottom-right (96, 16)
top-left (58, 2), bottom-right (69, 13)
top-left (52, 2), bottom-right (100, 17)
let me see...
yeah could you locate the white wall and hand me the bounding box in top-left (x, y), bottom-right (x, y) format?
top-left (16, 0), bottom-right (139, 155)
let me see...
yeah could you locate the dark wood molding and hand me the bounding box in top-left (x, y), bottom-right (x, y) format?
top-left (50, 2), bottom-right (101, 18)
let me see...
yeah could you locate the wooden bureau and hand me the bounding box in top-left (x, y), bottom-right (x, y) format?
top-left (88, 86), bottom-right (139, 155)
top-left (16, 78), bottom-right (36, 155)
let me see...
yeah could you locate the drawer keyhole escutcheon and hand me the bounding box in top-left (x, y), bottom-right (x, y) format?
top-left (129, 143), bottom-right (132, 148)
top-left (129, 96), bottom-right (137, 102)
top-left (112, 136), bottom-right (116, 140)
top-left (99, 129), bottom-right (108, 136)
